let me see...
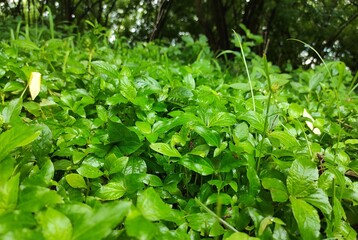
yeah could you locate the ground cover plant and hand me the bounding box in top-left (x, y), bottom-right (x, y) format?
top-left (0, 21), bottom-right (357, 239)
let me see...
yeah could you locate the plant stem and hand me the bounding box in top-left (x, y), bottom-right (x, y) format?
top-left (195, 198), bottom-right (239, 233)
top-left (257, 54), bottom-right (272, 172)
top-left (233, 31), bottom-right (255, 112)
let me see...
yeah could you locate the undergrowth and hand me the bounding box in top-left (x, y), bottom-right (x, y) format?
top-left (0, 20), bottom-right (357, 239)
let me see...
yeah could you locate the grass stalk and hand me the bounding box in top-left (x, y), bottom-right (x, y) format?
top-left (348, 71), bottom-right (358, 96)
top-left (195, 198), bottom-right (238, 233)
top-left (233, 31), bottom-right (256, 112)
top-left (288, 38), bottom-right (332, 79)
top-left (257, 54), bottom-right (272, 172)
top-left (46, 6), bottom-right (55, 39)
top-left (297, 121), bottom-right (313, 159)
top-left (218, 31), bottom-right (256, 111)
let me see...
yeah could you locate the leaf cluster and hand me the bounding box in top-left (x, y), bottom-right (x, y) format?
top-left (0, 23), bottom-right (357, 239)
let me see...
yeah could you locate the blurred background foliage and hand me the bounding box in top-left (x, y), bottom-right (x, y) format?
top-left (0, 0), bottom-right (357, 72)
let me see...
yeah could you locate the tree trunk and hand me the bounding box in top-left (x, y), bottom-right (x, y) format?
top-left (211, 0), bottom-right (229, 50)
top-left (149, 0), bottom-right (174, 41)
top-left (195, 0), bottom-right (215, 48)
top-left (242, 0), bottom-right (264, 34)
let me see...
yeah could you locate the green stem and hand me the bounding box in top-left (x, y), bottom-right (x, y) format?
top-left (298, 121), bottom-right (313, 159)
top-left (257, 54), bottom-right (272, 172)
top-left (195, 198), bottom-right (238, 233)
top-left (20, 85), bottom-right (29, 99)
top-left (233, 31), bottom-right (255, 112)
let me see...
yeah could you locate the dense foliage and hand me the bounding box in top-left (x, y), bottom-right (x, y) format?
top-left (0, 21), bottom-right (357, 239)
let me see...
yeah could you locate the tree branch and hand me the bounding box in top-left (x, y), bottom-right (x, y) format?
top-left (324, 11), bottom-right (358, 49)
top-left (149, 0), bottom-right (173, 41)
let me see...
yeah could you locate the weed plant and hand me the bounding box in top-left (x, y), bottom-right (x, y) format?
top-left (0, 20), bottom-right (357, 239)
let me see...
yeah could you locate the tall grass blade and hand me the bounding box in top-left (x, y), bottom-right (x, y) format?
top-left (234, 31), bottom-right (256, 112)
top-left (45, 6), bottom-right (55, 39)
top-left (288, 38), bottom-right (332, 79)
top-left (195, 198), bottom-right (239, 233)
top-left (218, 31), bottom-right (256, 111)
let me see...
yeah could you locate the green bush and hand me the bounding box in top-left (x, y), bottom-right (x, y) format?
top-left (0, 22), bottom-right (357, 239)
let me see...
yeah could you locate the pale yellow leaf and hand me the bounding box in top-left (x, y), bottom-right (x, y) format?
top-left (29, 72), bottom-right (41, 100)
top-left (303, 108), bottom-right (321, 135)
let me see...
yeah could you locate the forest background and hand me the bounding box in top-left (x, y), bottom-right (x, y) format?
top-left (1, 0), bottom-right (358, 239)
top-left (1, 0), bottom-right (358, 72)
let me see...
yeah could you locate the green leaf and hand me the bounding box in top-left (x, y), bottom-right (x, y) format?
top-left (0, 125), bottom-right (41, 163)
top-left (189, 144), bottom-right (210, 157)
top-left (108, 121), bottom-right (142, 155)
top-left (37, 208), bottom-right (72, 240)
top-left (206, 193), bottom-right (232, 205)
top-left (91, 61), bottom-right (119, 79)
top-left (96, 105), bottom-right (108, 122)
top-left (12, 39), bottom-right (40, 50)
top-left (54, 160), bottom-right (72, 171)
top-left (303, 188), bottom-right (332, 215)
top-left (3, 81), bottom-right (25, 92)
top-left (193, 125), bottom-right (221, 147)
top-left (119, 67), bottom-right (137, 102)
top-left (18, 186), bottom-right (63, 212)
top-left (23, 101), bottom-right (42, 117)
top-left (0, 173), bottom-right (19, 213)
top-left (233, 122), bottom-right (249, 143)
top-left (135, 121), bottom-right (152, 134)
top-left (95, 181), bottom-right (126, 200)
top-left (0, 211), bottom-right (37, 235)
top-left (2, 97), bottom-right (22, 124)
top-left (309, 72), bottom-right (324, 90)
top-left (247, 155), bottom-right (260, 196)
top-left (186, 213), bottom-right (216, 232)
top-left (226, 232), bottom-right (260, 240)
top-left (288, 103), bottom-right (303, 118)
top-left (258, 216), bottom-right (274, 236)
top-left (23, 159), bottom-right (54, 187)
top-left (125, 207), bottom-right (158, 240)
top-left (169, 86), bottom-right (193, 99)
top-left (209, 221), bottom-right (225, 237)
top-left (150, 143), bottom-right (181, 158)
top-left (345, 139), bottom-right (358, 145)
top-left (123, 156), bottom-right (147, 174)
top-left (32, 124), bottom-right (52, 159)
top-left (143, 174), bottom-right (163, 187)
top-left (208, 112), bottom-right (236, 127)
top-left (217, 152), bottom-right (244, 172)
top-left (228, 82), bottom-right (251, 92)
top-left (135, 76), bottom-right (161, 94)
top-left (270, 73), bottom-right (291, 88)
top-left (183, 73), bottom-right (195, 89)
top-left (273, 224), bottom-right (289, 240)
top-left (179, 155), bottom-right (215, 176)
top-left (103, 154), bottom-right (128, 175)
top-left (0, 157), bottom-right (15, 183)
top-left (65, 174), bottom-right (87, 189)
top-left (269, 131), bottom-right (299, 148)
top-left (152, 114), bottom-right (194, 135)
top-left (124, 174), bottom-right (145, 194)
top-left (332, 197), bottom-right (347, 234)
top-left (262, 178), bottom-right (288, 202)
top-left (76, 164), bottom-right (103, 178)
top-left (290, 197), bottom-right (320, 239)
top-left (106, 93), bottom-right (127, 105)
top-left (70, 201), bottom-right (131, 240)
top-left (213, 141), bottom-right (228, 157)
top-left (137, 187), bottom-right (173, 221)
top-left (287, 158), bottom-right (318, 197)
top-left (238, 111), bottom-right (265, 132)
